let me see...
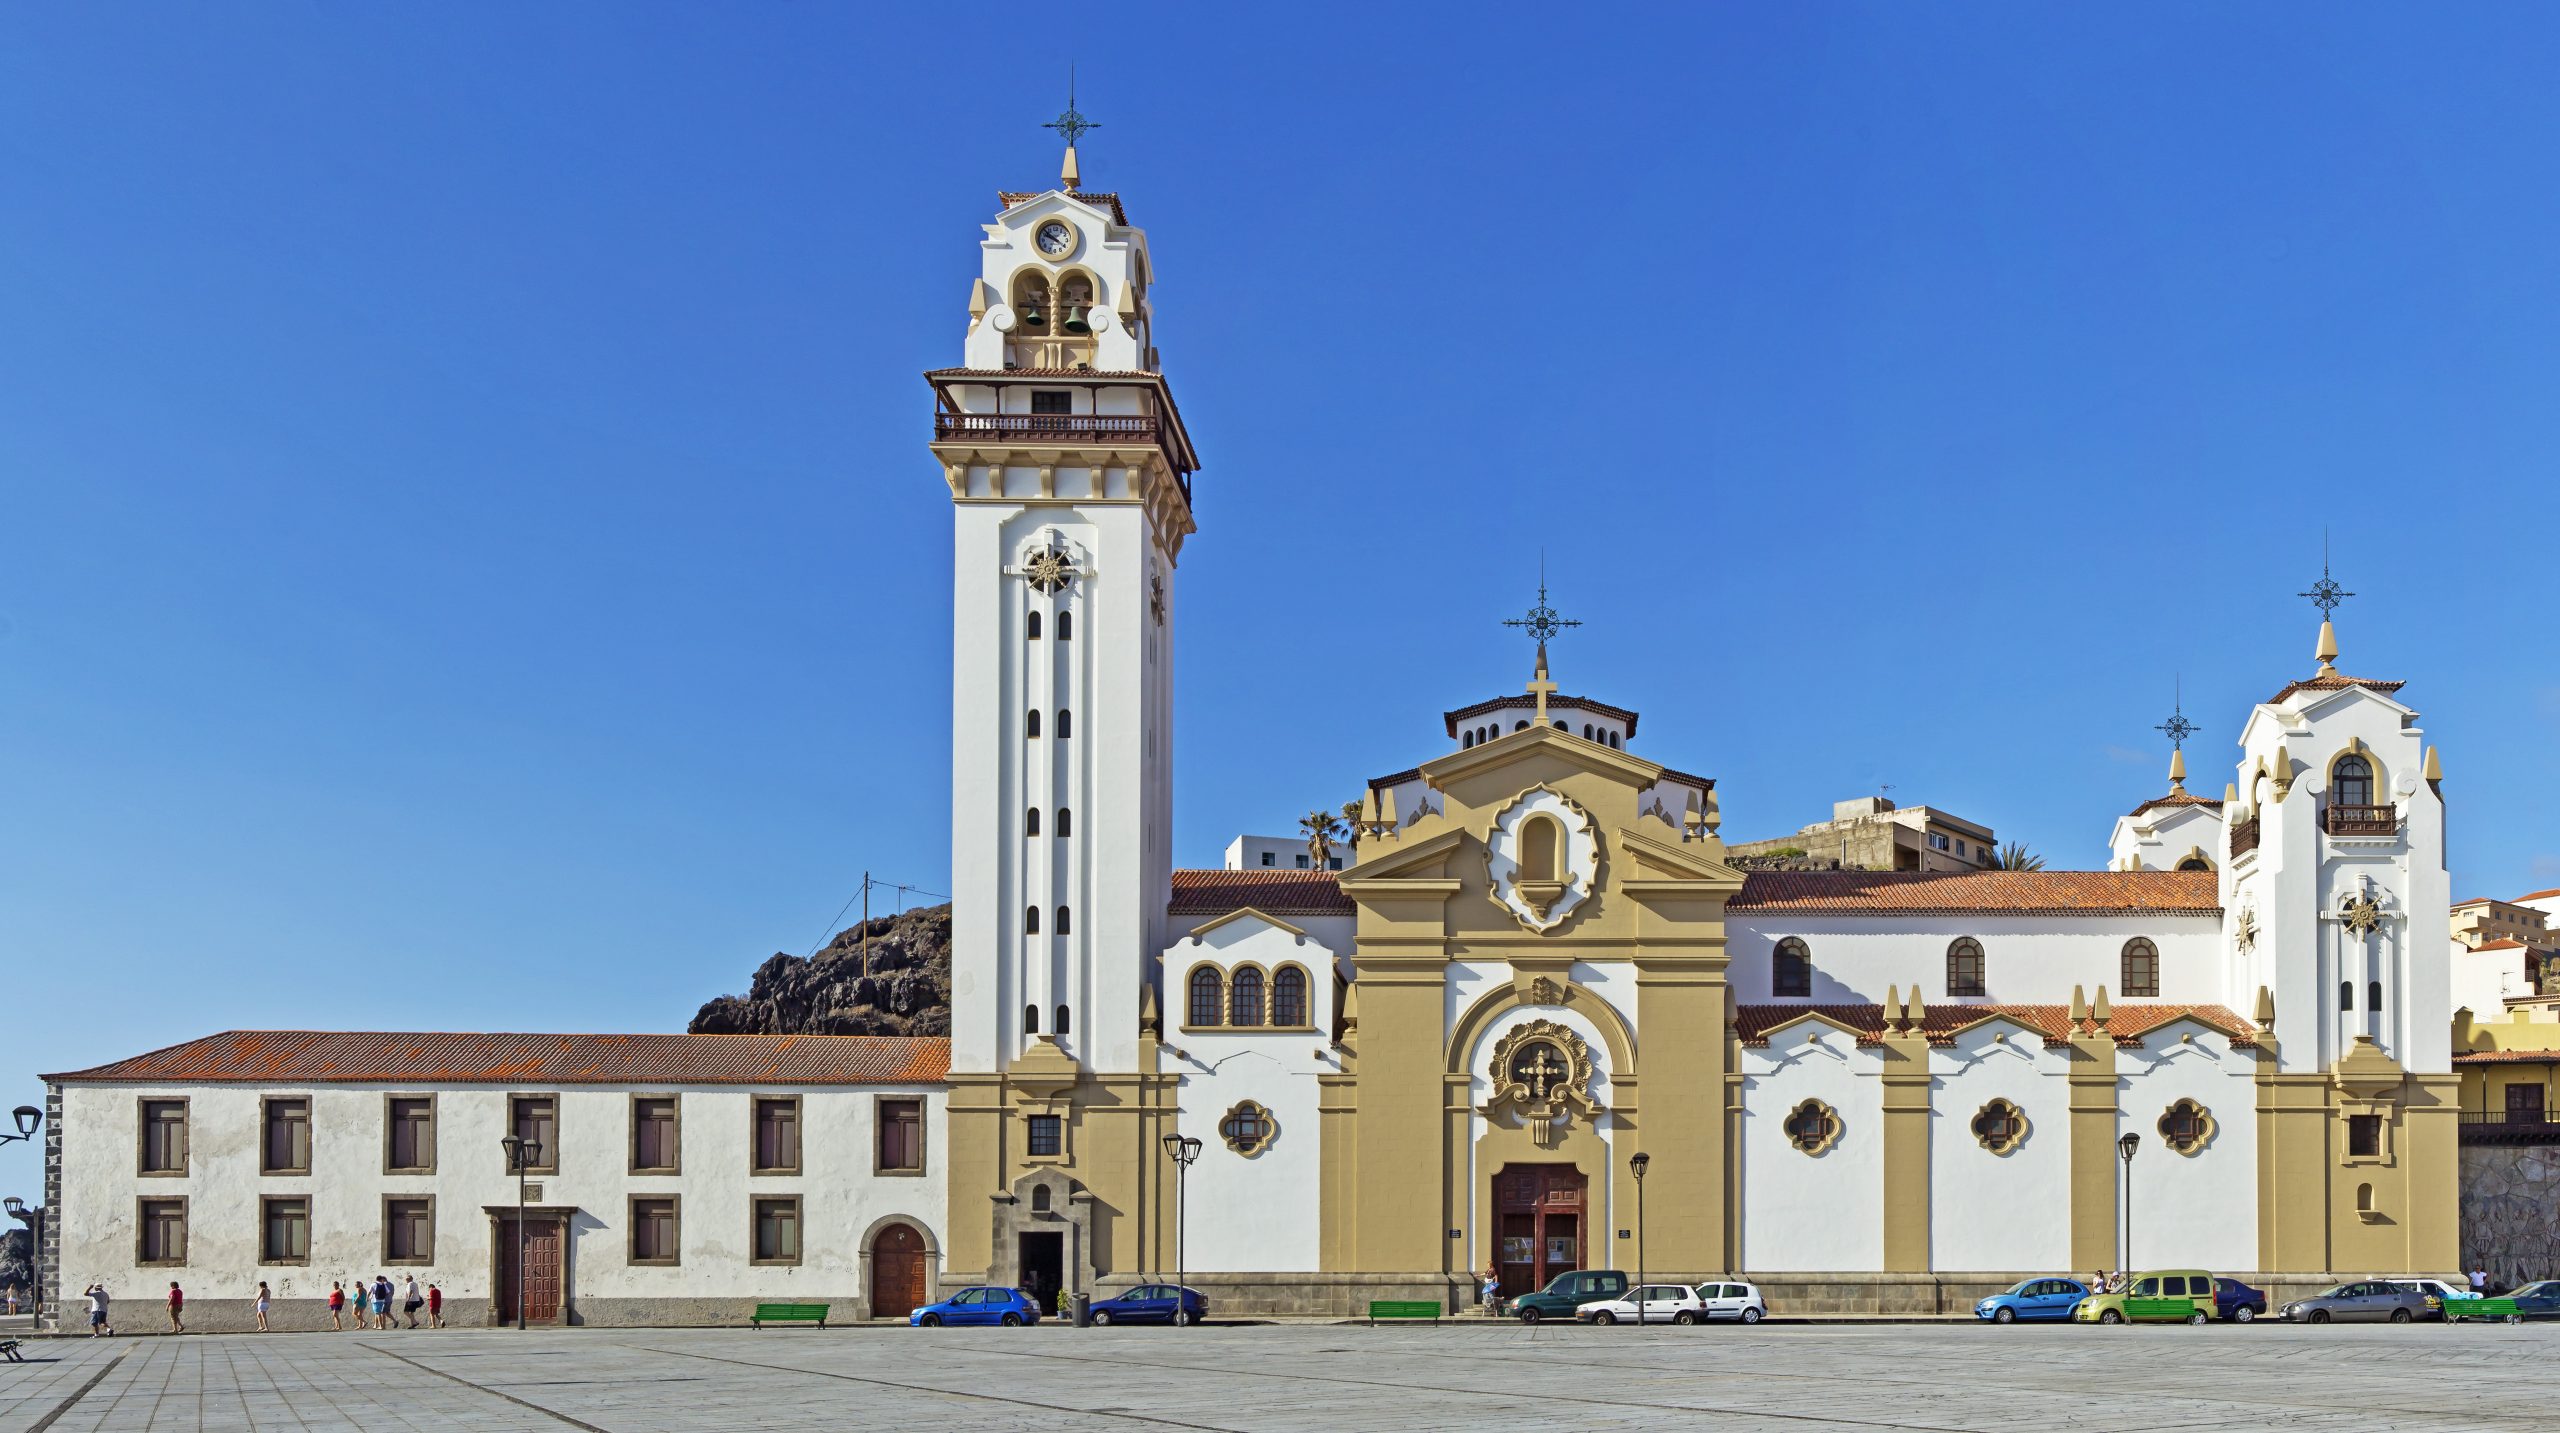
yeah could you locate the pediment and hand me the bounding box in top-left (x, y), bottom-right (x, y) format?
top-left (1185, 906), bottom-right (1310, 941)
top-left (1339, 825), bottom-right (1468, 884)
top-left (1418, 723), bottom-right (1664, 790)
top-left (992, 189), bottom-right (1122, 229)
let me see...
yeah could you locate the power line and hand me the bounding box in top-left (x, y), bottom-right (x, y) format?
top-left (803, 873), bottom-right (950, 965)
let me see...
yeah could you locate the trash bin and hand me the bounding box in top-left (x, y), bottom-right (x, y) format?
top-left (1070, 1292), bottom-right (1091, 1327)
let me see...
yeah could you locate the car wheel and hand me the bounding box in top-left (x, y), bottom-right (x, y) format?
top-left (1740, 1307), bottom-right (1762, 1325)
top-left (2099, 1309), bottom-right (2124, 1325)
top-left (1518, 1307), bottom-right (1542, 1325)
top-left (1672, 1311), bottom-right (1697, 1326)
top-left (1093, 1310), bottom-right (1114, 1326)
top-left (2188, 1311), bottom-right (2208, 1326)
top-left (2310, 1310), bottom-right (2331, 1324)
top-left (1593, 1311), bottom-right (1617, 1326)
top-left (919, 1314), bottom-right (941, 1328)
top-left (2234, 1306), bottom-right (2256, 1323)
top-left (2508, 1314), bottom-right (2523, 1326)
top-left (2391, 1309), bottom-right (2413, 1324)
top-left (1993, 1307), bottom-right (2016, 1325)
top-left (1173, 1309), bottom-right (1194, 1327)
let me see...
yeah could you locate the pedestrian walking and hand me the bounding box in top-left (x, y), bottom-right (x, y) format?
top-left (166, 1280), bottom-right (184, 1334)
top-left (328, 1281), bottom-right (345, 1331)
top-left (1480, 1263), bottom-right (1502, 1318)
top-left (373, 1276), bottom-right (395, 1330)
top-left (403, 1275), bottom-right (423, 1328)
top-left (350, 1277), bottom-right (369, 1329)
top-left (84, 1282), bottom-right (112, 1337)
top-left (254, 1281), bottom-right (271, 1333)
top-left (426, 1282), bottom-right (443, 1329)
top-left (5, 1283), bottom-right (19, 1316)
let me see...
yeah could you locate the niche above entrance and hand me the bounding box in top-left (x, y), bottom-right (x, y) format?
top-left (1485, 786), bottom-right (1601, 932)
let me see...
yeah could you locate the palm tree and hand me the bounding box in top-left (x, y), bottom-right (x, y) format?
top-left (1996, 841), bottom-right (2046, 871)
top-left (1302, 809), bottom-right (1346, 869)
top-left (1340, 800), bottom-right (1366, 858)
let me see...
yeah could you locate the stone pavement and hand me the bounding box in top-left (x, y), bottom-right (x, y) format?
top-left (4, 1319), bottom-right (2557, 1431)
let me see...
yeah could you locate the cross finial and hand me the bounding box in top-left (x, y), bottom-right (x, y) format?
top-left (2155, 675), bottom-right (2198, 752)
top-left (1043, 67), bottom-right (1100, 189)
top-left (2299, 531), bottom-right (2351, 677)
top-left (1503, 558), bottom-right (1578, 725)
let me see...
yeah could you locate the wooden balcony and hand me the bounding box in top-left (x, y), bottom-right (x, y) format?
top-left (2461, 1110), bottom-right (2560, 1146)
top-left (934, 411), bottom-right (1162, 445)
top-left (2229, 815), bottom-right (2260, 857)
top-left (2324, 803), bottom-right (2397, 837)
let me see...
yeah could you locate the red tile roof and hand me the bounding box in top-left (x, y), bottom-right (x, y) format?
top-left (2128, 791), bottom-right (2225, 818)
top-left (1170, 868), bottom-right (1356, 917)
top-left (2268, 673), bottom-right (2407, 704)
top-left (2470, 940), bottom-right (2531, 952)
top-left (2519, 889), bottom-right (2560, 903)
top-left (1734, 1002), bottom-right (2254, 1048)
top-left (46, 1032), bottom-right (950, 1086)
top-left (2453, 1048), bottom-right (2560, 1065)
top-left (1444, 693), bottom-right (1641, 737)
top-left (997, 190), bottom-right (1130, 225)
top-left (1730, 869), bottom-right (2221, 915)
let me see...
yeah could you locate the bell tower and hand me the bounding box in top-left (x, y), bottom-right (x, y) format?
top-left (936, 109), bottom-right (1200, 1289)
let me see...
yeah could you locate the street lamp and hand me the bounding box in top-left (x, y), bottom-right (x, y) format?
top-left (2115, 1132), bottom-right (2141, 1273)
top-left (5, 1196), bottom-right (42, 1331)
top-left (500, 1133), bottom-right (543, 1330)
top-left (1629, 1152), bottom-right (1651, 1325)
top-left (1, 1106), bottom-right (41, 1148)
top-left (1160, 1133), bottom-right (1202, 1325)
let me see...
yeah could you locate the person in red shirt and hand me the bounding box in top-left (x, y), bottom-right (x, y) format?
top-left (166, 1281), bottom-right (184, 1334)
top-left (426, 1283), bottom-right (444, 1329)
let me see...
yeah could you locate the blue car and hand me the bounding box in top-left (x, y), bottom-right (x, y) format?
top-left (909, 1286), bottom-right (1042, 1327)
top-left (1974, 1277), bottom-right (2090, 1323)
top-left (1089, 1284), bottom-right (1208, 1326)
top-left (2213, 1276), bottom-right (2268, 1322)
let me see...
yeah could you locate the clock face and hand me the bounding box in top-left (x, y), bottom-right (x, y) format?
top-left (1035, 221), bottom-right (1074, 256)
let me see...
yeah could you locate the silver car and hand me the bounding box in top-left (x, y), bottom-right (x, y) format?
top-left (2279, 1280), bottom-right (2432, 1323)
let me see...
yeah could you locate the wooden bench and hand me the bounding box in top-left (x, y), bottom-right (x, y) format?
top-left (1366, 1299), bottom-right (1440, 1325)
top-left (750, 1302), bottom-right (829, 1329)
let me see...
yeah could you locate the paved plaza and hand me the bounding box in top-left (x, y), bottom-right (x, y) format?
top-left (4, 1319), bottom-right (2557, 1432)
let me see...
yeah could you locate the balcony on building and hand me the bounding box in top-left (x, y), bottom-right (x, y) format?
top-left (927, 368), bottom-right (1199, 504)
top-left (2323, 803), bottom-right (2398, 837)
top-left (2229, 814), bottom-right (2261, 857)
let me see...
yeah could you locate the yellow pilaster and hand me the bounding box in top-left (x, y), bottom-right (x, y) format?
top-left (1879, 1023), bottom-right (1933, 1272)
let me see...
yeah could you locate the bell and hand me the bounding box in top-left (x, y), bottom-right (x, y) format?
top-left (1020, 302), bottom-right (1047, 326)
top-left (1062, 304), bottom-right (1090, 334)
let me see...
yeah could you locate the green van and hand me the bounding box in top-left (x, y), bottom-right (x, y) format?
top-left (2072, 1270), bottom-right (2214, 1325)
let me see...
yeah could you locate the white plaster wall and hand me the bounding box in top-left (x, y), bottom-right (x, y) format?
top-left (55, 1083), bottom-right (947, 1307)
top-left (1927, 1025), bottom-right (2073, 1272)
top-left (2452, 937), bottom-right (2534, 1018)
top-left (1724, 915), bottom-right (2225, 1006)
top-left (1461, 1004), bottom-right (1627, 1257)
top-left (2116, 1023), bottom-right (2258, 1272)
top-left (1738, 1023), bottom-right (1883, 1271)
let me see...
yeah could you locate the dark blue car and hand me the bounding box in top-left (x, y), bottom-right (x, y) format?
top-left (909, 1286), bottom-right (1042, 1327)
top-left (2213, 1276), bottom-right (2268, 1322)
top-left (1974, 1277), bottom-right (2089, 1322)
top-left (1090, 1283), bottom-right (1207, 1326)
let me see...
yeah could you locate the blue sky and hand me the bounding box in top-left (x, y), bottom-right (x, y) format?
top-left (6, 4), bottom-right (2558, 1198)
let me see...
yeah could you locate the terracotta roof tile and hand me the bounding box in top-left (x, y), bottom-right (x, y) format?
top-left (1444, 693), bottom-right (1640, 737)
top-left (1169, 868), bottom-right (1355, 917)
top-left (2268, 673), bottom-right (2407, 704)
top-left (2453, 1048), bottom-right (2560, 1065)
top-left (1730, 869), bottom-right (2221, 915)
top-left (46, 1032), bottom-right (950, 1086)
top-left (1733, 1002), bottom-right (2254, 1048)
top-left (2128, 791), bottom-right (2225, 818)
top-left (2518, 888), bottom-right (2560, 903)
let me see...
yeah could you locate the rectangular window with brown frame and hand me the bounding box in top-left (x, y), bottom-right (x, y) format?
top-left (138, 1197), bottom-right (188, 1266)
top-left (383, 1196), bottom-right (434, 1265)
top-left (385, 1095), bottom-right (436, 1174)
top-left (261, 1097), bottom-right (312, 1175)
top-left (2347, 1113), bottom-right (2383, 1158)
top-left (753, 1096), bottom-right (801, 1174)
top-left (751, 1195), bottom-right (801, 1265)
top-left (260, 1196), bottom-right (311, 1265)
top-left (139, 1098), bottom-right (189, 1176)
top-left (877, 1097), bottom-right (925, 1174)
top-left (1027, 1113), bottom-right (1064, 1157)
top-left (631, 1096), bottom-right (680, 1174)
top-left (630, 1195), bottom-right (680, 1266)
top-left (509, 1095), bottom-right (559, 1173)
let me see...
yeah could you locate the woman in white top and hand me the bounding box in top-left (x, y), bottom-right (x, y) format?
top-left (254, 1281), bottom-right (272, 1332)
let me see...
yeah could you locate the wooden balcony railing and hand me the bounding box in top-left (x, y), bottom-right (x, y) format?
top-left (934, 412), bottom-right (1162, 444)
top-left (2324, 803), bottom-right (2398, 837)
top-left (2461, 1110), bottom-right (2560, 1145)
top-left (2229, 814), bottom-right (2260, 857)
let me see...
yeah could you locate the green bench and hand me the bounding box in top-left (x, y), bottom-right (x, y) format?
top-left (1367, 1299), bottom-right (1441, 1325)
top-left (750, 1302), bottom-right (829, 1329)
top-left (2448, 1297), bottom-right (2519, 1323)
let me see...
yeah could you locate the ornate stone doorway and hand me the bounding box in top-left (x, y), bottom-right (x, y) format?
top-left (1493, 1163), bottom-right (1584, 1297)
top-left (869, 1222), bottom-right (928, 1319)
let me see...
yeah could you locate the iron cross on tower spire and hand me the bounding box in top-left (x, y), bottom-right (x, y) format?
top-left (1503, 562), bottom-right (1580, 724)
top-left (1043, 68), bottom-right (1100, 190)
top-left (2155, 676), bottom-right (2198, 793)
top-left (2298, 530), bottom-right (2354, 677)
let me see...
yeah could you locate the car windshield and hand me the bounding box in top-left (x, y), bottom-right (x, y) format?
top-left (2513, 1282), bottom-right (2556, 1299)
top-left (2316, 1285), bottom-right (2356, 1299)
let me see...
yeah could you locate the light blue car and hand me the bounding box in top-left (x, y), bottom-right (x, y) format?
top-left (1974, 1277), bottom-right (2090, 1323)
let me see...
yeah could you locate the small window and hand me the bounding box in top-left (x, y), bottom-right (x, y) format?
top-left (387, 1096), bottom-right (435, 1174)
top-left (1272, 966), bottom-right (1308, 1027)
top-left (1772, 938), bottom-right (1812, 998)
top-left (1026, 807), bottom-right (1040, 836)
top-left (1027, 1114), bottom-right (1064, 1157)
top-left (1025, 905), bottom-right (1041, 935)
top-left (2176, 855), bottom-right (2211, 872)
top-left (140, 1099), bottom-right (188, 1175)
top-left (1055, 905), bottom-right (1071, 935)
top-left (1030, 389), bottom-right (1073, 415)
top-left (260, 1196), bottom-right (311, 1264)
top-left (1219, 1100), bottom-right (1277, 1154)
top-left (1057, 708), bottom-right (1071, 739)
top-left (2159, 1098), bottom-right (2211, 1153)
top-left (1230, 966), bottom-right (1266, 1026)
top-left (2341, 980), bottom-right (2355, 1011)
top-left (753, 1096), bottom-right (801, 1174)
top-left (2348, 1114), bottom-right (2382, 1157)
top-left (631, 1196), bottom-right (680, 1265)
top-left (1056, 611), bottom-right (1072, 641)
top-left (632, 1096), bottom-right (679, 1173)
top-left (752, 1196), bottom-right (801, 1264)
top-left (261, 1097), bottom-right (311, 1175)
top-left (1056, 807), bottom-right (1071, 837)
top-left (1032, 1184), bottom-right (1052, 1212)
top-left (384, 1196), bottom-right (433, 1265)
top-left (1295, 853), bottom-right (1310, 868)
top-left (878, 1098), bottom-right (924, 1173)
top-left (510, 1096), bottom-right (559, 1173)
top-left (1027, 611), bottom-right (1041, 640)
top-left (2334, 754), bottom-right (2375, 807)
top-left (1259, 851), bottom-right (1274, 867)
top-left (2369, 980), bottom-right (2383, 1013)
top-left (1328, 856), bottom-right (1342, 870)
top-left (139, 1198), bottom-right (187, 1265)
top-left (1024, 1003), bottom-right (1040, 1035)
top-left (1026, 709), bottom-right (1041, 738)
top-left (1189, 967), bottom-right (1223, 1026)
top-left (1055, 1003), bottom-right (1071, 1036)
top-left (1970, 1099), bottom-right (2026, 1154)
top-left (1947, 938), bottom-right (1986, 997)
top-left (1783, 1099), bottom-right (1840, 1154)
top-left (2120, 938), bottom-right (2159, 998)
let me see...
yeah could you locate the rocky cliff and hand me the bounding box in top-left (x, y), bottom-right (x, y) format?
top-left (689, 903), bottom-right (952, 1038)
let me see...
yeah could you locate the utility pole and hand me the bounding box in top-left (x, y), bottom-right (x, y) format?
top-left (860, 871), bottom-right (871, 977)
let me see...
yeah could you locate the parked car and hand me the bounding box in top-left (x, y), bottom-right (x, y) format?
top-left (1088, 1284), bottom-right (1206, 1326)
top-left (909, 1286), bottom-right (1043, 1327)
top-left (1694, 1280), bottom-right (1768, 1323)
top-left (1976, 1277), bottom-right (2090, 1323)
top-left (2392, 1278), bottom-right (2480, 1318)
top-left (2212, 1277), bottom-right (2269, 1323)
top-left (2278, 1280), bottom-right (2431, 1324)
top-left (1577, 1284), bottom-right (1706, 1325)
top-left (1513, 1269), bottom-right (1629, 1324)
top-left (2073, 1270), bottom-right (2214, 1325)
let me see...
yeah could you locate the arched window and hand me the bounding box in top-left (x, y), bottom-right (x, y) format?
top-left (2369, 979), bottom-right (2383, 1013)
top-left (2120, 938), bottom-right (2159, 998)
top-left (1513, 720), bottom-right (1527, 732)
top-left (1056, 611), bottom-right (1073, 641)
top-left (1025, 807), bottom-right (1040, 836)
top-left (1582, 723), bottom-right (1593, 739)
top-left (1057, 708), bottom-right (1072, 739)
top-left (1024, 906), bottom-right (1040, 935)
top-left (1026, 709), bottom-right (1041, 738)
top-left (1027, 611), bottom-right (1042, 640)
top-left (1608, 732), bottom-right (1621, 749)
top-left (2334, 754), bottom-right (2375, 807)
top-left (1011, 271), bottom-right (1052, 332)
top-left (1947, 937), bottom-right (1986, 997)
top-left (1188, 966), bottom-right (1223, 1027)
top-left (1552, 719), bottom-right (1566, 730)
top-left (1056, 807), bottom-right (1071, 837)
top-left (1272, 966), bottom-right (1307, 1027)
top-left (1023, 1003), bottom-right (1039, 1035)
top-left (1518, 813), bottom-right (1565, 883)
top-left (2175, 855), bottom-right (2212, 872)
top-left (1031, 1184), bottom-right (1052, 1212)
top-left (1055, 905), bottom-right (1070, 936)
top-left (1230, 966), bottom-right (1265, 1026)
top-left (2340, 980), bottom-right (2354, 1011)
top-left (1773, 938), bottom-right (1812, 998)
top-left (1463, 732), bottom-right (1475, 749)
top-left (1055, 1004), bottom-right (1070, 1036)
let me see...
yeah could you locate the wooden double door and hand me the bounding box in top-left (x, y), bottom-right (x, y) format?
top-left (493, 1215), bottom-right (566, 1325)
top-left (870, 1223), bottom-right (929, 1319)
top-left (1495, 1164), bottom-right (1586, 1297)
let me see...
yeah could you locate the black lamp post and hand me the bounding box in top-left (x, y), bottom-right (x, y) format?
top-left (1160, 1133), bottom-right (1201, 1324)
top-left (2116, 1132), bottom-right (2141, 1272)
top-left (5, 1195), bottom-right (42, 1329)
top-left (1629, 1151), bottom-right (1651, 1324)
top-left (499, 1133), bottom-right (542, 1330)
top-left (0, 1107), bottom-right (40, 1149)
